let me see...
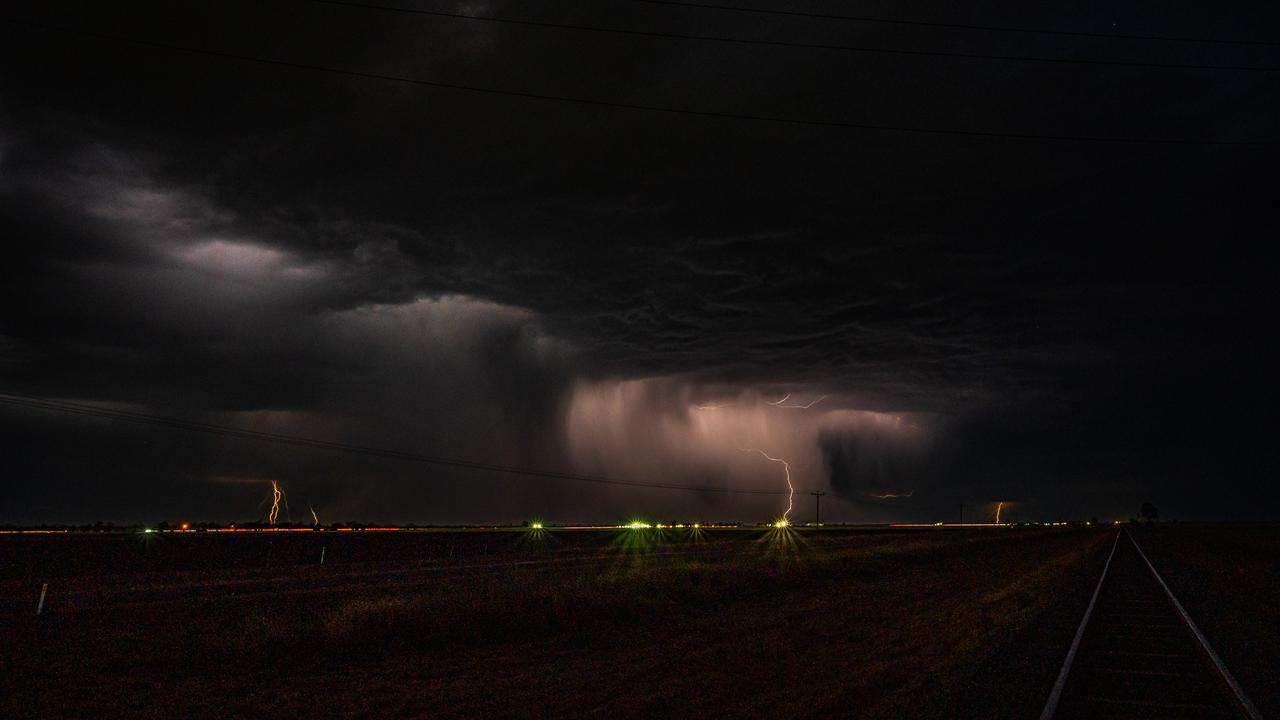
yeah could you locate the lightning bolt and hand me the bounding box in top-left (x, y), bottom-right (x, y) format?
top-left (695, 391), bottom-right (825, 411)
top-left (767, 393), bottom-right (826, 409)
top-left (867, 490), bottom-right (915, 499)
top-left (309, 504), bottom-right (319, 528)
top-left (741, 448), bottom-right (794, 522)
top-left (995, 501), bottom-right (1003, 525)
top-left (267, 480), bottom-right (285, 525)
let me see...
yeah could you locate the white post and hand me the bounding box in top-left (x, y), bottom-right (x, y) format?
top-left (320, 545), bottom-right (326, 565)
top-left (36, 583), bottom-right (48, 615)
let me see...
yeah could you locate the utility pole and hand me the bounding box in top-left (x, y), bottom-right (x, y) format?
top-left (811, 491), bottom-right (826, 525)
top-left (959, 502), bottom-right (965, 525)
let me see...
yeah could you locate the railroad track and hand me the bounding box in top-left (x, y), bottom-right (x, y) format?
top-left (1041, 529), bottom-right (1263, 720)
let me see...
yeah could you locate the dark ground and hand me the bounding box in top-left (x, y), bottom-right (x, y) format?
top-left (0, 525), bottom-right (1264, 719)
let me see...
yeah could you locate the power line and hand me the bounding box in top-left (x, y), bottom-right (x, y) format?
top-left (622, 0), bottom-right (1280, 49)
top-left (308, 0), bottom-right (1280, 73)
top-left (0, 392), bottom-right (788, 495)
top-left (5, 18), bottom-right (1275, 148)
top-left (1, 392), bottom-right (937, 510)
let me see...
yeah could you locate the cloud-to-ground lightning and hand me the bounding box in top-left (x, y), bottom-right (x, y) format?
top-left (741, 448), bottom-right (794, 523)
top-left (267, 480), bottom-right (286, 525)
top-left (309, 504), bottom-right (319, 527)
top-left (994, 501), bottom-right (1004, 525)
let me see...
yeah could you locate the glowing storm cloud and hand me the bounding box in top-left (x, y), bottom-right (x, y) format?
top-left (564, 377), bottom-right (938, 522)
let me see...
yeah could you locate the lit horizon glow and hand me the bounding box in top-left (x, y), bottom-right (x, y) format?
top-left (564, 377), bottom-right (937, 524)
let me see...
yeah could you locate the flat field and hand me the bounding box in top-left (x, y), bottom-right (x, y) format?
top-left (0, 525), bottom-right (1158, 718)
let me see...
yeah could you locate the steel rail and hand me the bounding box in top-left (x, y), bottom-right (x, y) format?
top-left (1127, 531), bottom-right (1264, 720)
top-left (1039, 529), bottom-right (1121, 720)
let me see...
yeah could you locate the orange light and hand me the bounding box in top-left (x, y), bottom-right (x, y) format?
top-left (268, 480), bottom-right (285, 525)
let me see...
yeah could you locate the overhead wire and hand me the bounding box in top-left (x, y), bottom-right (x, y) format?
top-left (620, 0), bottom-right (1280, 49)
top-left (3, 18), bottom-right (1275, 147)
top-left (2, 392), bottom-right (974, 510)
top-left (0, 392), bottom-right (789, 495)
top-left (307, 0), bottom-right (1280, 72)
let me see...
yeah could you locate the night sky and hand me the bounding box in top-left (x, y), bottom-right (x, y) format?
top-left (2, 1), bottom-right (1277, 524)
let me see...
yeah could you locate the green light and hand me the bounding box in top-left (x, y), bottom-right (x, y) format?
top-left (531, 522), bottom-right (543, 529)
top-left (622, 521), bottom-right (653, 530)
top-left (143, 528), bottom-right (154, 534)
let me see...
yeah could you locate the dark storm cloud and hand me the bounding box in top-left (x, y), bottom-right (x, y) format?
top-left (819, 428), bottom-right (935, 500)
top-left (1, 0), bottom-right (1277, 521)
